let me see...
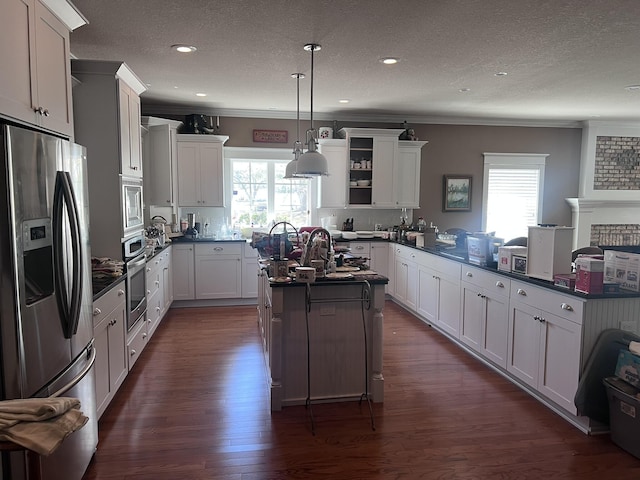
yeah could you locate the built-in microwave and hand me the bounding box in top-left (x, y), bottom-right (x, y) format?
top-left (121, 175), bottom-right (144, 238)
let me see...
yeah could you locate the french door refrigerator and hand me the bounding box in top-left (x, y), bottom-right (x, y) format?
top-left (0, 124), bottom-right (98, 480)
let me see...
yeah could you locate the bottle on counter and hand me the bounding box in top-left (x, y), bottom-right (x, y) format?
top-left (417, 217), bottom-right (427, 232)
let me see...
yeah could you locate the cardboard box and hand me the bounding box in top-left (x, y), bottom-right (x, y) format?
top-left (615, 350), bottom-right (640, 388)
top-left (554, 273), bottom-right (576, 289)
top-left (498, 246), bottom-right (527, 272)
top-left (575, 257), bottom-right (604, 294)
top-left (604, 250), bottom-right (640, 292)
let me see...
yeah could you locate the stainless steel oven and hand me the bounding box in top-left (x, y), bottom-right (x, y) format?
top-left (125, 252), bottom-right (147, 331)
top-left (121, 175), bottom-right (144, 238)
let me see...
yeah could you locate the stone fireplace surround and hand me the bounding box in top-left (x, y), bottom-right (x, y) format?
top-left (567, 121), bottom-right (640, 248)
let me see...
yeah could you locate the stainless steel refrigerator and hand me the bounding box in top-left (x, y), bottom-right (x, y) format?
top-left (0, 124), bottom-right (98, 480)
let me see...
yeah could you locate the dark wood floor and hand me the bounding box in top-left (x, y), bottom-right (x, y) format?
top-left (82, 301), bottom-right (640, 479)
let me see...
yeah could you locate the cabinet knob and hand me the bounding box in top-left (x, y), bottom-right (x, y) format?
top-left (130, 350), bottom-right (136, 356)
top-left (560, 303), bottom-right (574, 311)
top-left (517, 288), bottom-right (527, 296)
top-left (155, 280), bottom-right (160, 286)
top-left (93, 308), bottom-right (101, 316)
top-left (132, 166), bottom-right (138, 170)
top-left (118, 289), bottom-right (125, 296)
top-left (495, 281), bottom-right (504, 288)
top-left (477, 292), bottom-right (482, 297)
top-left (466, 272), bottom-right (473, 277)
top-left (142, 333), bottom-right (147, 339)
top-left (214, 247), bottom-right (223, 251)
top-left (539, 317), bottom-right (546, 323)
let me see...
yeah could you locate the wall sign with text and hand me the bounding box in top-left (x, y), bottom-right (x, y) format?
top-left (253, 130), bottom-right (288, 143)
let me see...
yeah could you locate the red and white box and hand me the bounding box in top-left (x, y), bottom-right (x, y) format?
top-left (497, 246), bottom-right (527, 272)
top-left (575, 257), bottom-right (604, 294)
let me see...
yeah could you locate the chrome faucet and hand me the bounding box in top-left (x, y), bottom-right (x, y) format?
top-left (302, 228), bottom-right (332, 266)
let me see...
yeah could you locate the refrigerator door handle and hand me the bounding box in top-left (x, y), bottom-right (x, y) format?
top-left (53, 171), bottom-right (83, 338)
top-left (50, 344), bottom-right (96, 398)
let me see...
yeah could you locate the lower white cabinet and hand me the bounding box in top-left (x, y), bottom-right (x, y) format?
top-left (507, 281), bottom-right (583, 414)
top-left (370, 242), bottom-right (389, 292)
top-left (417, 254), bottom-right (461, 338)
top-left (93, 283), bottom-right (127, 419)
top-left (127, 317), bottom-right (148, 371)
top-left (146, 247), bottom-right (172, 338)
top-left (242, 242), bottom-right (259, 298)
top-left (172, 243), bottom-right (195, 300)
top-left (195, 243), bottom-right (242, 299)
top-left (393, 244), bottom-right (418, 310)
top-left (460, 266), bottom-right (510, 368)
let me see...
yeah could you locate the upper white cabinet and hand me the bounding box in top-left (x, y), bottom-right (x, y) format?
top-left (71, 60), bottom-right (147, 177)
top-left (142, 117), bottom-right (182, 207)
top-left (318, 139), bottom-right (347, 208)
top-left (396, 141), bottom-right (427, 208)
top-left (176, 134), bottom-right (229, 207)
top-left (338, 128), bottom-right (424, 208)
top-left (0, 0), bottom-right (85, 137)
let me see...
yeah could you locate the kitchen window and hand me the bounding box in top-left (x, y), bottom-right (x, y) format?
top-left (482, 153), bottom-right (548, 241)
top-left (227, 148), bottom-right (311, 229)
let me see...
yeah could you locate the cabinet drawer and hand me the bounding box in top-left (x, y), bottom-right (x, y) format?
top-left (127, 320), bottom-right (148, 370)
top-left (349, 241), bottom-right (371, 257)
top-left (511, 280), bottom-right (584, 324)
top-left (462, 266), bottom-right (510, 296)
top-left (93, 283), bottom-right (126, 326)
top-left (195, 243), bottom-right (242, 256)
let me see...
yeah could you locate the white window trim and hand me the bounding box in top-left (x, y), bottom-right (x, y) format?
top-left (223, 146), bottom-right (316, 225)
top-left (482, 153), bottom-right (548, 233)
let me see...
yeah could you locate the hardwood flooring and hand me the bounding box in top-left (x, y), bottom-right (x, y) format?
top-left (82, 301), bottom-right (640, 479)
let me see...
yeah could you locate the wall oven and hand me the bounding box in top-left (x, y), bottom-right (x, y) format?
top-left (121, 175), bottom-right (144, 238)
top-left (125, 252), bottom-right (147, 331)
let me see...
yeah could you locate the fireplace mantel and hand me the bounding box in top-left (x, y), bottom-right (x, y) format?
top-left (566, 197), bottom-right (640, 247)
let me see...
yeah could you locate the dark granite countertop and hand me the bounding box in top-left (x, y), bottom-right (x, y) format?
top-left (92, 274), bottom-right (126, 302)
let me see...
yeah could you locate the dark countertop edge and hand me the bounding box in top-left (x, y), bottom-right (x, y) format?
top-left (92, 275), bottom-right (126, 302)
top-left (170, 237), bottom-right (248, 244)
top-left (270, 277), bottom-right (388, 287)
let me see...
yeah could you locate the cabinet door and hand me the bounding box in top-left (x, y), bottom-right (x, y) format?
top-left (172, 244), bottom-right (195, 300)
top-left (394, 258), bottom-right (408, 304)
top-left (437, 274), bottom-right (461, 338)
top-left (395, 144), bottom-right (421, 208)
top-left (162, 253), bottom-right (173, 311)
top-left (177, 142), bottom-right (200, 206)
top-left (196, 256), bottom-right (241, 299)
top-left (371, 136), bottom-right (397, 208)
top-left (507, 301), bottom-right (541, 389)
top-left (34, 1), bottom-right (73, 136)
top-left (144, 124), bottom-right (174, 206)
top-left (406, 260), bottom-right (418, 311)
top-left (537, 312), bottom-right (581, 414)
top-left (119, 82), bottom-right (142, 176)
top-left (93, 315), bottom-right (110, 418)
top-left (0, 0), bottom-right (36, 124)
top-left (242, 260), bottom-right (259, 298)
top-left (417, 265), bottom-right (438, 323)
top-left (483, 293), bottom-right (509, 368)
top-left (369, 242), bottom-right (389, 289)
top-left (199, 142), bottom-right (223, 206)
top-left (460, 282), bottom-right (484, 352)
top-left (318, 141), bottom-right (347, 208)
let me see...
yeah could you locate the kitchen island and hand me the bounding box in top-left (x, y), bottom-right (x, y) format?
top-left (258, 273), bottom-right (388, 412)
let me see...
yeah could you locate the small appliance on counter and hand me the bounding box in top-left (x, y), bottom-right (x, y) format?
top-left (184, 212), bottom-right (199, 240)
top-left (467, 233), bottom-right (504, 267)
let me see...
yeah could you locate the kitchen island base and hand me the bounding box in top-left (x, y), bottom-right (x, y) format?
top-left (261, 276), bottom-right (386, 413)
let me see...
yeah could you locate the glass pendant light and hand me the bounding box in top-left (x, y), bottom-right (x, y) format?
top-left (284, 72), bottom-right (308, 179)
top-left (296, 43), bottom-right (329, 176)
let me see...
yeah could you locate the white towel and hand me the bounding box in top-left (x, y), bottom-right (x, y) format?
top-left (0, 397), bottom-right (88, 456)
top-left (629, 341), bottom-right (640, 356)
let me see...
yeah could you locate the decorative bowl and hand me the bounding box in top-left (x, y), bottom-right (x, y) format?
top-left (356, 179), bottom-right (370, 186)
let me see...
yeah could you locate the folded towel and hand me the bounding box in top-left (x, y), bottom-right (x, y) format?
top-left (630, 341), bottom-right (640, 356)
top-left (0, 398), bottom-right (88, 456)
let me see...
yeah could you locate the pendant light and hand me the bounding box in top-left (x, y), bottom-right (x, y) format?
top-left (284, 72), bottom-right (308, 179)
top-left (296, 43), bottom-right (329, 176)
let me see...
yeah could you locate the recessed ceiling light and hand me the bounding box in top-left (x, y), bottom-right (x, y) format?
top-left (171, 44), bottom-right (197, 53)
top-left (625, 85), bottom-right (640, 91)
top-left (459, 88), bottom-right (471, 93)
top-left (494, 71), bottom-right (508, 77)
top-left (338, 99), bottom-right (350, 104)
top-left (380, 57), bottom-right (399, 65)
top-left (173, 86), bottom-right (179, 89)
top-left (195, 93), bottom-right (207, 97)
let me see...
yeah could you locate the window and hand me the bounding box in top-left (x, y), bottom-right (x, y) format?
top-left (227, 148), bottom-right (310, 229)
top-left (482, 153), bottom-right (548, 241)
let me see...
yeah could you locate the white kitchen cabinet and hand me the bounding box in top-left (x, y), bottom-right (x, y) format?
top-left (396, 141), bottom-right (427, 208)
top-left (417, 254), bottom-right (461, 338)
top-left (0, 0), bottom-right (83, 137)
top-left (195, 243), bottom-right (242, 299)
top-left (142, 117), bottom-right (182, 206)
top-left (460, 266), bottom-right (510, 368)
top-left (172, 244), bottom-right (195, 300)
top-left (145, 248), bottom-right (172, 338)
top-left (162, 248), bottom-right (173, 312)
top-left (118, 81), bottom-right (143, 177)
top-left (93, 283), bottom-right (127, 419)
top-left (242, 242), bottom-right (259, 298)
top-left (318, 139), bottom-right (347, 208)
top-left (177, 134), bottom-right (229, 207)
top-left (507, 281), bottom-right (583, 413)
top-left (393, 244), bottom-right (418, 310)
top-left (370, 242), bottom-right (389, 293)
top-left (126, 315), bottom-right (148, 371)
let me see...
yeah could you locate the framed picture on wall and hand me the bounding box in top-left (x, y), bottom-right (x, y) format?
top-left (443, 175), bottom-right (472, 212)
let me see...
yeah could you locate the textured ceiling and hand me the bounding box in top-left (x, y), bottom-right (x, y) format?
top-left (69, 0), bottom-right (640, 125)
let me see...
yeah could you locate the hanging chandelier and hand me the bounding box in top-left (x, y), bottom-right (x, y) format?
top-left (284, 72), bottom-right (308, 179)
top-left (296, 43), bottom-right (329, 176)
